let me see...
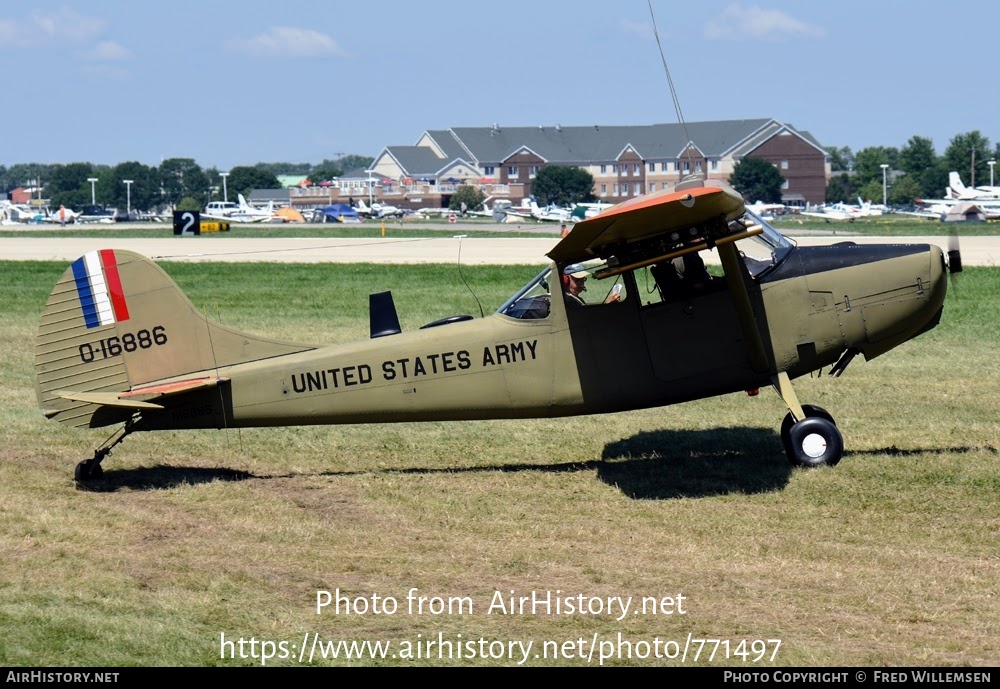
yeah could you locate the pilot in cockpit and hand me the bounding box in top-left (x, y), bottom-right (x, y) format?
top-left (651, 251), bottom-right (716, 300)
top-left (562, 263), bottom-right (623, 308)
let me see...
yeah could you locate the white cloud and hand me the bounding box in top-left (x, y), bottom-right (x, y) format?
top-left (0, 6), bottom-right (106, 47)
top-left (87, 40), bottom-right (131, 61)
top-left (704, 4), bottom-right (825, 42)
top-left (620, 19), bottom-right (655, 41)
top-left (229, 26), bottom-right (346, 59)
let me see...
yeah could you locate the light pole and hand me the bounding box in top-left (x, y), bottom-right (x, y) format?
top-left (989, 160), bottom-right (996, 188)
top-left (880, 164), bottom-right (889, 207)
top-left (123, 179), bottom-right (134, 218)
top-left (87, 177), bottom-right (98, 206)
top-left (220, 171), bottom-right (229, 203)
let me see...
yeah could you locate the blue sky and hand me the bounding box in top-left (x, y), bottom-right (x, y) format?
top-left (2, 1), bottom-right (998, 169)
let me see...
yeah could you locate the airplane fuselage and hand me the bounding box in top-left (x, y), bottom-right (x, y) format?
top-left (136, 242), bottom-right (947, 433)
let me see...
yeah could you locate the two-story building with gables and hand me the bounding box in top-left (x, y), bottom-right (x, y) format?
top-left (290, 119), bottom-right (828, 213)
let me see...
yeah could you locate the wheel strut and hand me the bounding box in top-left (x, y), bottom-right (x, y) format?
top-left (75, 417), bottom-right (138, 482)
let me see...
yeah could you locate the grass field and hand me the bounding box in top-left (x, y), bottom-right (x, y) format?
top-left (0, 261), bottom-right (997, 667)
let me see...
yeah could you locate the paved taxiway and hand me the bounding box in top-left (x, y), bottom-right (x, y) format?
top-left (1, 235), bottom-right (998, 266)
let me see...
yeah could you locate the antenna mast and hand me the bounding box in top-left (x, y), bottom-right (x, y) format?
top-left (648, 0), bottom-right (691, 146)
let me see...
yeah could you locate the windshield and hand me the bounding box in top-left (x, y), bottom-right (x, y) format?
top-left (734, 209), bottom-right (795, 277)
top-left (497, 267), bottom-right (553, 319)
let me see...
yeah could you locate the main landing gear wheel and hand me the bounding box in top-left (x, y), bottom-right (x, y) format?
top-left (784, 416), bottom-right (843, 468)
top-left (780, 404), bottom-right (835, 449)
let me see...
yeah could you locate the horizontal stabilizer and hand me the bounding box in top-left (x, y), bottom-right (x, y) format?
top-left (48, 391), bottom-right (164, 415)
top-left (119, 376), bottom-right (228, 402)
top-left (46, 376), bottom-right (228, 418)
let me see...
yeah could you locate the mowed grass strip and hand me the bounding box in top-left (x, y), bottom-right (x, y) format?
top-left (0, 261), bottom-right (996, 666)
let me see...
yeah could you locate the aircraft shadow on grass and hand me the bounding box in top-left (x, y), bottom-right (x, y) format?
top-left (75, 426), bottom-right (787, 497)
top-left (75, 430), bottom-right (994, 495)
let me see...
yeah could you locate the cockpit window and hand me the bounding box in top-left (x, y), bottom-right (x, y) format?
top-left (734, 209), bottom-right (795, 277)
top-left (497, 268), bottom-right (553, 319)
top-left (497, 261), bottom-right (628, 319)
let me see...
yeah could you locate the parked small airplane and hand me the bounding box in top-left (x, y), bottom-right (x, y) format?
top-left (203, 195), bottom-right (274, 223)
top-left (918, 172), bottom-right (1000, 210)
top-left (800, 198), bottom-right (880, 222)
top-left (745, 201), bottom-right (786, 221)
top-left (35, 175), bottom-right (960, 481)
top-left (530, 201), bottom-right (574, 223)
top-left (43, 205), bottom-right (79, 225)
top-left (945, 171), bottom-right (1000, 200)
top-left (356, 199), bottom-right (403, 219)
top-left (1, 202), bottom-right (46, 224)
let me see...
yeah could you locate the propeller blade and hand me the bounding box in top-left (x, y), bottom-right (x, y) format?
top-left (947, 231), bottom-right (963, 274)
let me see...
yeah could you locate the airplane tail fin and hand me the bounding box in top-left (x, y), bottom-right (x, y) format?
top-left (948, 171), bottom-right (970, 198)
top-left (35, 249), bottom-right (312, 428)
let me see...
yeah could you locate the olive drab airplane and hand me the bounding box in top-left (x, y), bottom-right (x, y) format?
top-left (35, 176), bottom-right (960, 481)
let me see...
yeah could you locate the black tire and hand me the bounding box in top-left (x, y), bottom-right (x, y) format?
top-left (780, 404), bottom-right (835, 445)
top-left (74, 459), bottom-right (104, 482)
top-left (786, 417), bottom-right (843, 468)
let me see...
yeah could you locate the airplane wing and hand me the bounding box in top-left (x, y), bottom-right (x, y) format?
top-left (800, 210), bottom-right (851, 221)
top-left (548, 183), bottom-right (744, 263)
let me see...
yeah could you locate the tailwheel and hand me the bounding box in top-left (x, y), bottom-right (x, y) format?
top-left (785, 416), bottom-right (843, 468)
top-left (75, 457), bottom-right (105, 482)
top-left (74, 418), bottom-right (137, 482)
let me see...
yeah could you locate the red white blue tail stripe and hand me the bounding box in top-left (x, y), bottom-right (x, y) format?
top-left (71, 250), bottom-right (130, 329)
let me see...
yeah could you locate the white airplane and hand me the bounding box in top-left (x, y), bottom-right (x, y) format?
top-left (745, 201), bottom-right (786, 221)
top-left (572, 201), bottom-right (614, 219)
top-left (800, 198), bottom-right (880, 222)
top-left (0, 202), bottom-right (46, 224)
top-left (917, 172), bottom-right (1000, 210)
top-left (355, 199), bottom-right (403, 218)
top-left (204, 195), bottom-right (274, 223)
top-left (529, 201), bottom-right (573, 223)
top-left (43, 205), bottom-right (79, 225)
top-left (945, 171), bottom-right (1000, 200)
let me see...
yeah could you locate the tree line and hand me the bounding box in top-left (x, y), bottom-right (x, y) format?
top-left (825, 131), bottom-right (998, 204)
top-left (4, 130), bottom-right (997, 211)
top-left (0, 155), bottom-right (374, 211)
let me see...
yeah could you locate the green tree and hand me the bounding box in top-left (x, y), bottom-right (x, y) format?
top-left (825, 146), bottom-right (854, 172)
top-left (888, 174), bottom-right (923, 205)
top-left (108, 162), bottom-right (160, 212)
top-left (176, 196), bottom-right (202, 212)
top-left (729, 157), bottom-right (784, 203)
top-left (825, 174), bottom-right (854, 204)
top-left (449, 185), bottom-right (486, 213)
top-left (852, 147), bottom-right (897, 187)
top-left (46, 162), bottom-right (97, 209)
top-left (531, 166), bottom-right (595, 206)
top-left (857, 180), bottom-right (885, 205)
top-left (228, 166), bottom-right (280, 199)
top-left (254, 162), bottom-right (312, 176)
top-left (896, 136), bottom-right (948, 198)
top-left (307, 168), bottom-right (343, 184)
top-left (328, 155), bottom-right (374, 174)
top-left (4, 163), bottom-right (55, 195)
top-left (943, 131), bottom-right (992, 187)
top-left (898, 136), bottom-right (936, 174)
top-left (159, 158), bottom-right (208, 207)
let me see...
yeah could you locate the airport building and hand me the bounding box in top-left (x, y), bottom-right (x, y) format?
top-left (290, 118), bottom-right (828, 212)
